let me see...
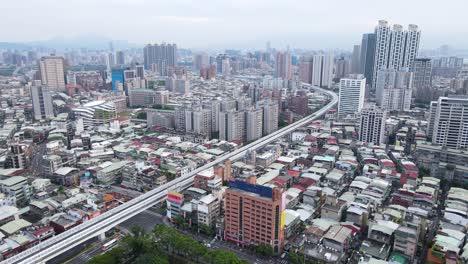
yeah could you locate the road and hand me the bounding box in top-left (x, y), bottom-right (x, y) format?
top-left (65, 244), bottom-right (103, 264)
top-left (119, 209), bottom-right (164, 233)
top-left (30, 141), bottom-right (46, 177)
top-left (59, 210), bottom-right (165, 264)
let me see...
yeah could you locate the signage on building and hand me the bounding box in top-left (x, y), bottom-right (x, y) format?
top-left (229, 179), bottom-right (272, 198)
top-left (167, 191), bottom-right (183, 203)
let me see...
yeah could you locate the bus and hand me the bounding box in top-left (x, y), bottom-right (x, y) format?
top-left (101, 238), bottom-right (118, 251)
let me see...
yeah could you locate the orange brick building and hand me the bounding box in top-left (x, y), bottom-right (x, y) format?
top-left (224, 179), bottom-right (285, 254)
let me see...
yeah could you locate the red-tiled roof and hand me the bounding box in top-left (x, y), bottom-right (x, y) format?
top-left (381, 160), bottom-right (395, 167)
top-left (288, 170), bottom-right (301, 177)
top-left (33, 226), bottom-right (54, 236)
top-left (272, 177), bottom-right (287, 185)
top-left (404, 171), bottom-right (418, 179)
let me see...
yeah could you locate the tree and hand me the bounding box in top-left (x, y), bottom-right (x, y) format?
top-left (199, 223), bottom-right (215, 237)
top-left (252, 244), bottom-right (274, 256)
top-left (120, 225), bottom-right (152, 259)
top-left (418, 166), bottom-right (431, 178)
top-left (278, 120), bottom-right (288, 128)
top-left (288, 252), bottom-right (303, 264)
top-left (133, 251), bottom-right (169, 264)
top-left (86, 254), bottom-right (115, 264)
top-left (57, 186), bottom-right (65, 195)
top-left (87, 246), bottom-right (125, 264)
top-left (171, 216), bottom-right (185, 228)
top-left (136, 112), bottom-right (147, 119)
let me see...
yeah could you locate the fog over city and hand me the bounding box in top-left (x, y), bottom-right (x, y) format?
top-left (1, 0), bottom-right (467, 49)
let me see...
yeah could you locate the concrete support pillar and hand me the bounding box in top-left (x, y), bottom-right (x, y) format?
top-left (98, 232), bottom-right (106, 242)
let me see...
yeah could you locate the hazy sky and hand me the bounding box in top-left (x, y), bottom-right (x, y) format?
top-left (2, 0), bottom-right (467, 50)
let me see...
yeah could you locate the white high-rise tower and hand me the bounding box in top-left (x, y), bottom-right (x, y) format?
top-left (338, 75), bottom-right (366, 118)
top-left (371, 21), bottom-right (421, 88)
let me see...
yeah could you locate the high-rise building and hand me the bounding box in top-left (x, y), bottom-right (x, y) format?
top-left (219, 111), bottom-right (245, 142)
top-left (116, 51), bottom-right (125, 65)
top-left (338, 75), bottom-right (366, 118)
top-left (193, 52), bottom-right (209, 71)
top-left (429, 96), bottom-right (468, 149)
top-left (39, 56), bottom-right (66, 91)
top-left (427, 101), bottom-right (438, 139)
top-left (403, 24), bottom-right (421, 69)
top-left (215, 54), bottom-right (228, 73)
top-left (372, 21), bottom-right (421, 88)
top-left (200, 65), bottom-right (216, 80)
top-left (107, 53), bottom-right (115, 70)
top-left (31, 85), bottom-right (54, 120)
top-left (289, 91), bottom-right (309, 117)
top-left (224, 179), bottom-right (285, 254)
top-left (351, 45), bottom-right (361, 73)
top-left (275, 51), bottom-right (293, 80)
top-left (412, 58), bottom-right (433, 103)
top-left (261, 101), bottom-right (279, 135)
top-left (335, 57), bottom-right (351, 79)
top-left (155, 90), bottom-right (169, 105)
top-left (299, 60), bottom-right (313, 84)
top-left (375, 69), bottom-right (413, 112)
top-left (359, 33), bottom-right (376, 84)
top-left (193, 108), bottom-right (212, 138)
top-left (311, 54), bottom-right (334, 88)
top-left (245, 109), bottom-right (263, 142)
top-left (359, 106), bottom-right (386, 145)
top-left (135, 65), bottom-right (145, 79)
top-left (111, 67), bottom-right (126, 91)
top-left (204, 100), bottom-right (220, 133)
top-left (167, 78), bottom-right (190, 95)
top-left (143, 43), bottom-right (177, 75)
top-left (222, 59), bottom-right (231, 76)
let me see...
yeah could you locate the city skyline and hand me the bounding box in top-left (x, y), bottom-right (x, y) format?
top-left (1, 0), bottom-right (468, 50)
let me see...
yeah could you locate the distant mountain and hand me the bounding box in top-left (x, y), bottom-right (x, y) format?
top-left (0, 35), bottom-right (141, 51)
top-left (0, 42), bottom-right (32, 50)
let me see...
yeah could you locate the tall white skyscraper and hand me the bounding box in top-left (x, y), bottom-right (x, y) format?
top-left (372, 20), bottom-right (421, 88)
top-left (359, 106), bottom-right (386, 145)
top-left (403, 24), bottom-right (421, 69)
top-left (311, 54), bottom-right (334, 88)
top-left (338, 75), bottom-right (366, 118)
top-left (429, 97), bottom-right (468, 149)
top-left (373, 20), bottom-right (391, 88)
top-left (245, 109), bottom-right (263, 142)
top-left (375, 69), bottom-right (413, 112)
top-left (39, 56), bottom-right (66, 91)
top-left (31, 85), bottom-right (54, 120)
top-left (388, 24), bottom-right (405, 69)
